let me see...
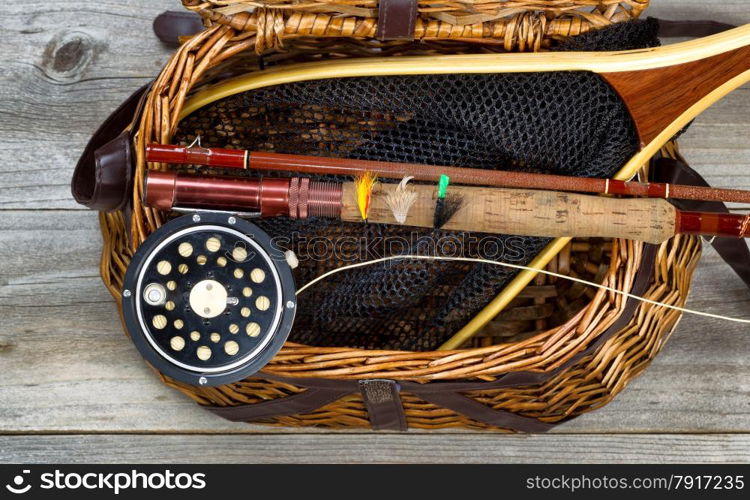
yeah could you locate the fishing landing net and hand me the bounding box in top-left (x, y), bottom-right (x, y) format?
top-left (173, 19), bottom-right (662, 351)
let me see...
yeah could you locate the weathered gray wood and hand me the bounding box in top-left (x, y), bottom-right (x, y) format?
top-left (1, 0), bottom-right (750, 462)
top-left (0, 0), bottom-right (181, 210)
top-left (648, 1), bottom-right (750, 24)
top-left (0, 434), bottom-right (748, 464)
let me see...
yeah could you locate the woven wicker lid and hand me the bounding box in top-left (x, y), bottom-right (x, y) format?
top-left (181, 0), bottom-right (650, 52)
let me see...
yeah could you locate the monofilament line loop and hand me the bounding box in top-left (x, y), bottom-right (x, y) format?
top-left (296, 255), bottom-right (750, 325)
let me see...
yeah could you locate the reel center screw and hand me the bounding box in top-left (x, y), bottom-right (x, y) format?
top-left (189, 279), bottom-right (228, 319)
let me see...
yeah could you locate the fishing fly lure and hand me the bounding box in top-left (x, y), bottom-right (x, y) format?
top-left (354, 172), bottom-right (377, 221)
top-left (384, 176), bottom-right (418, 224)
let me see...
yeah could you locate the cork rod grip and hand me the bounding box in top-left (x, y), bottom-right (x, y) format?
top-left (341, 184), bottom-right (678, 244)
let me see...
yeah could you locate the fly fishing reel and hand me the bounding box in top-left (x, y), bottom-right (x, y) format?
top-left (122, 213), bottom-right (296, 386)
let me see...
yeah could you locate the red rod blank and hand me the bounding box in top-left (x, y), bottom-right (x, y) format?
top-left (146, 143), bottom-right (750, 204)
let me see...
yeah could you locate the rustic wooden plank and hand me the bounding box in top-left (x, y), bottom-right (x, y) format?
top-left (0, 434), bottom-right (748, 464)
top-left (0, 0), bottom-right (181, 210)
top-left (1, 211), bottom-right (749, 433)
top-left (648, 1), bottom-right (750, 24)
top-left (0, 0), bottom-right (749, 450)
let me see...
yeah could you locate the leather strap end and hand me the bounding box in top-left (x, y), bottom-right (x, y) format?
top-left (376, 0), bottom-right (418, 41)
top-left (657, 19), bottom-right (736, 38)
top-left (153, 11), bottom-right (204, 46)
top-left (88, 133), bottom-right (133, 212)
top-left (71, 83), bottom-right (150, 212)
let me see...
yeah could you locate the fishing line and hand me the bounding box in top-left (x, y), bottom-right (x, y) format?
top-left (296, 254), bottom-right (750, 325)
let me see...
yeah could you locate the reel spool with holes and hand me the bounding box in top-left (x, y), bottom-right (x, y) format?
top-left (121, 212), bottom-right (296, 386)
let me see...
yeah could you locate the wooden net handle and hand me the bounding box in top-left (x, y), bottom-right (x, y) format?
top-left (341, 183), bottom-right (677, 244)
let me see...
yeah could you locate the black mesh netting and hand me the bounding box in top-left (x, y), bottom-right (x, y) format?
top-left (173, 20), bottom-right (661, 351)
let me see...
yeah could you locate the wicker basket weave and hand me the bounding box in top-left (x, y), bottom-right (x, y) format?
top-left (182, 0), bottom-right (650, 52)
top-left (96, 0), bottom-right (705, 431)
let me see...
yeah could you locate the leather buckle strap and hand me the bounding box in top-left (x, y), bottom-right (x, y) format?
top-left (359, 379), bottom-right (407, 431)
top-left (376, 0), bottom-right (418, 41)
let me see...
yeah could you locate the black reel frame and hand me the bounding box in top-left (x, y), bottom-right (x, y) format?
top-left (122, 212), bottom-right (296, 386)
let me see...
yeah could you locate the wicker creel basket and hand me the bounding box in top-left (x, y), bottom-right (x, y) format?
top-left (91, 0), bottom-right (710, 431)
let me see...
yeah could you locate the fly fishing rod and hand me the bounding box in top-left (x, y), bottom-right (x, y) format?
top-left (146, 143), bottom-right (750, 205)
top-left (145, 171), bottom-right (750, 245)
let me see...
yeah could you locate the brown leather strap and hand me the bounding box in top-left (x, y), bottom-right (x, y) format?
top-left (72, 83), bottom-right (151, 211)
top-left (208, 387), bottom-right (351, 422)
top-left (359, 380), bottom-right (407, 431)
top-left (653, 156), bottom-right (750, 289)
top-left (148, 13), bottom-right (737, 44)
top-left (376, 0), bottom-right (418, 40)
top-left (657, 19), bottom-right (736, 38)
top-left (153, 11), bottom-right (204, 46)
top-left (419, 392), bottom-right (555, 432)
